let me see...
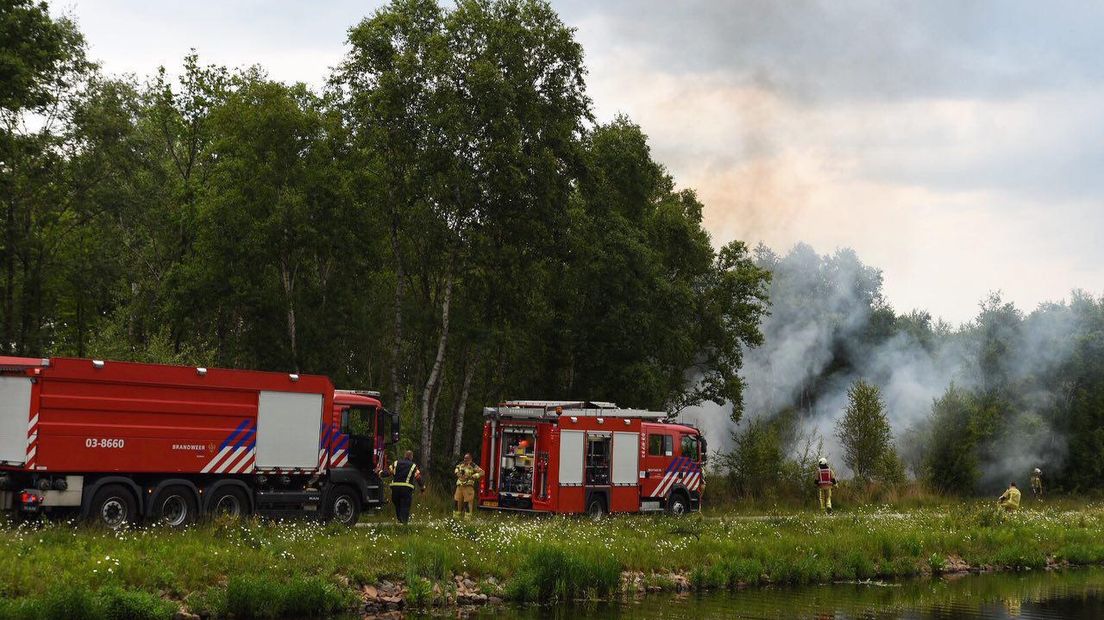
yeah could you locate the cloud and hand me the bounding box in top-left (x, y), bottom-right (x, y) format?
top-left (61, 0), bottom-right (1104, 324)
top-left (569, 5), bottom-right (1104, 324)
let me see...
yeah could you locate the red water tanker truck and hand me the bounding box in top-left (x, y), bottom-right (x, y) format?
top-left (0, 356), bottom-right (397, 527)
top-left (479, 400), bottom-right (706, 516)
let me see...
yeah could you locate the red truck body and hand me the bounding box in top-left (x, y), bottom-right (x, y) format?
top-left (0, 356), bottom-right (395, 526)
top-left (478, 401), bottom-right (705, 515)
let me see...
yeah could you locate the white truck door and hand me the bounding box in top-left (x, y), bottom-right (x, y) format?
top-left (0, 377), bottom-right (32, 464)
top-left (558, 430), bottom-right (584, 485)
top-left (612, 431), bottom-right (640, 485)
top-left (256, 391), bottom-right (323, 469)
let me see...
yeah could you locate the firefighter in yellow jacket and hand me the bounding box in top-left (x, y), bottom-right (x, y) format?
top-left (453, 453), bottom-right (484, 519)
top-left (1030, 468), bottom-right (1043, 498)
top-left (998, 481), bottom-right (1021, 511)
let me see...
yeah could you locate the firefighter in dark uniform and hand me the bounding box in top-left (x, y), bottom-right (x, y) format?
top-left (387, 450), bottom-right (425, 524)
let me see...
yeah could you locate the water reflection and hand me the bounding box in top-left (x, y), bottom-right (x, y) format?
top-left (454, 569), bottom-right (1104, 619)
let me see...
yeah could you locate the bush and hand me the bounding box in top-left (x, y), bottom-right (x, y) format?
top-left (211, 576), bottom-right (351, 619)
top-left (506, 546), bottom-right (620, 602)
top-left (96, 587), bottom-right (176, 620)
top-left (0, 587), bottom-right (176, 620)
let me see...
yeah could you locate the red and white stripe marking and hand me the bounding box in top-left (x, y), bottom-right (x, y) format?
top-left (25, 413), bottom-right (39, 469)
top-left (201, 445), bottom-right (255, 474)
top-left (330, 449), bottom-right (348, 468)
top-left (655, 461), bottom-right (703, 497)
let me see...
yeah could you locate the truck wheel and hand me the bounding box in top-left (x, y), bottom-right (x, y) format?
top-left (208, 486), bottom-right (250, 519)
top-left (586, 497), bottom-right (607, 519)
top-left (152, 486), bottom-right (197, 527)
top-left (89, 484), bottom-right (137, 529)
top-left (667, 491), bottom-right (690, 516)
top-left (327, 485), bottom-right (360, 526)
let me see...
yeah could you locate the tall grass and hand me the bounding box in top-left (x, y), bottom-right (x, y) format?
top-left (506, 546), bottom-right (620, 602)
top-left (3, 501), bottom-right (1104, 617)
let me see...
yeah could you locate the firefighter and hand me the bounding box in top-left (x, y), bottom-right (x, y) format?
top-left (387, 450), bottom-right (425, 524)
top-left (1030, 468), bottom-right (1043, 498)
top-left (998, 481), bottom-right (1021, 512)
top-left (815, 457), bottom-right (837, 513)
top-left (453, 452), bottom-right (484, 519)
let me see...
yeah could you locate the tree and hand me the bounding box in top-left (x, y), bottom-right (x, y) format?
top-left (835, 379), bottom-right (894, 483)
top-left (924, 384), bottom-right (982, 494)
top-left (337, 0), bottom-right (590, 470)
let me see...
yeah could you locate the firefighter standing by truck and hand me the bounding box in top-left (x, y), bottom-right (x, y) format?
top-left (816, 457), bottom-right (837, 513)
top-left (453, 453), bottom-right (484, 519)
top-left (388, 450), bottom-right (426, 524)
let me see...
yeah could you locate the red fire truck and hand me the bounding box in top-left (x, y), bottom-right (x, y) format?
top-left (478, 401), bottom-right (706, 516)
top-left (0, 356), bottom-right (398, 527)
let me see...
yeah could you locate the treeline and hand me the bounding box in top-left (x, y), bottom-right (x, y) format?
top-left (724, 244), bottom-right (1104, 496)
top-left (0, 0), bottom-right (770, 475)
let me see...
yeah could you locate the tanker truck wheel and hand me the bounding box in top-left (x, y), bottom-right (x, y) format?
top-left (326, 485), bottom-right (361, 526)
top-left (208, 486), bottom-right (250, 519)
top-left (88, 484), bottom-right (137, 529)
top-left (151, 486), bottom-right (197, 527)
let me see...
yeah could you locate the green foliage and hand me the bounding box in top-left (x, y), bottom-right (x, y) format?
top-left (219, 576), bottom-right (351, 619)
top-left (0, 586), bottom-right (175, 620)
top-left (722, 410), bottom-right (818, 499)
top-left (924, 385), bottom-right (988, 494)
top-left (506, 545), bottom-right (621, 602)
top-left (0, 0), bottom-right (771, 481)
top-left (836, 379), bottom-right (894, 483)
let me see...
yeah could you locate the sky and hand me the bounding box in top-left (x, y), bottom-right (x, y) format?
top-left (54, 0), bottom-right (1104, 325)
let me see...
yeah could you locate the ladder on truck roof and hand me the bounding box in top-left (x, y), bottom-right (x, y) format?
top-left (484, 400), bottom-right (670, 420)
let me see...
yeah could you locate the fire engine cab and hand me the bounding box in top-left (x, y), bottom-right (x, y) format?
top-left (478, 401), bottom-right (706, 516)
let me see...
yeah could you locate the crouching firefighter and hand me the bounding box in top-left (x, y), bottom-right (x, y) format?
top-left (999, 481), bottom-right (1021, 512)
top-left (816, 457), bottom-right (837, 513)
top-left (388, 450), bottom-right (426, 524)
top-left (453, 453), bottom-right (484, 519)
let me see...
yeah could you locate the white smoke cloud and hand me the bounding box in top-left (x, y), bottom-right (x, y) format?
top-left (682, 243), bottom-right (1079, 489)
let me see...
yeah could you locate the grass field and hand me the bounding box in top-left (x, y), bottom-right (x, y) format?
top-left (2, 498), bottom-right (1104, 619)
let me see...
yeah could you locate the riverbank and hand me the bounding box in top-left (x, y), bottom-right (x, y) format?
top-left (3, 503), bottom-right (1104, 619)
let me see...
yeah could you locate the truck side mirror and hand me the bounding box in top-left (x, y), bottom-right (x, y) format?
top-left (390, 410), bottom-right (401, 444)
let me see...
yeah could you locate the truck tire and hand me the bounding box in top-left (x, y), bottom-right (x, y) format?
top-left (667, 491), bottom-right (690, 516)
top-left (89, 484), bottom-right (137, 529)
top-left (151, 485), bottom-right (197, 527)
top-left (208, 486), bottom-right (250, 519)
top-left (327, 485), bottom-right (360, 526)
top-left (586, 496), bottom-right (607, 519)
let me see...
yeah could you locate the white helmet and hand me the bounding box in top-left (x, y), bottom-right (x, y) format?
top-left (1034, 468), bottom-right (1041, 474)
top-left (818, 457), bottom-right (828, 466)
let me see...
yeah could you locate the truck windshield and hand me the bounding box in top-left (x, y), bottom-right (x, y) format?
top-left (343, 407), bottom-right (374, 437)
top-left (680, 434), bottom-right (700, 461)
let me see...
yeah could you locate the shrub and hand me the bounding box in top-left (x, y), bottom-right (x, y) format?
top-left (506, 546), bottom-right (620, 602)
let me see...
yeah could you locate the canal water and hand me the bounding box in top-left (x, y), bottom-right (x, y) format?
top-left (452, 569), bottom-right (1104, 619)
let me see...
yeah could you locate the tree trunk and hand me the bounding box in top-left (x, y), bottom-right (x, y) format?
top-left (389, 211), bottom-right (406, 438)
top-left (4, 194), bottom-right (16, 354)
top-left (452, 352), bottom-right (474, 460)
top-left (420, 265), bottom-right (454, 470)
top-left (280, 257), bottom-right (298, 372)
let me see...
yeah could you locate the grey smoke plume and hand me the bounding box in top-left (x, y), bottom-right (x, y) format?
top-left (680, 242), bottom-right (1075, 489)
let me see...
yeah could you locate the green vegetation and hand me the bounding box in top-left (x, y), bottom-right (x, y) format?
top-left (0, 0), bottom-right (770, 480)
top-left (836, 380), bottom-right (905, 485)
top-left (3, 503), bottom-right (1104, 618)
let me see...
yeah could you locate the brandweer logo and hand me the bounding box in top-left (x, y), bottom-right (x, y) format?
top-left (172, 443), bottom-right (207, 451)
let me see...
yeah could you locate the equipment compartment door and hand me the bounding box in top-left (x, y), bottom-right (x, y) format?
top-left (611, 432), bottom-right (639, 485)
top-left (256, 391), bottom-right (323, 469)
top-left (558, 430), bottom-right (584, 485)
top-left (0, 376), bottom-right (32, 464)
